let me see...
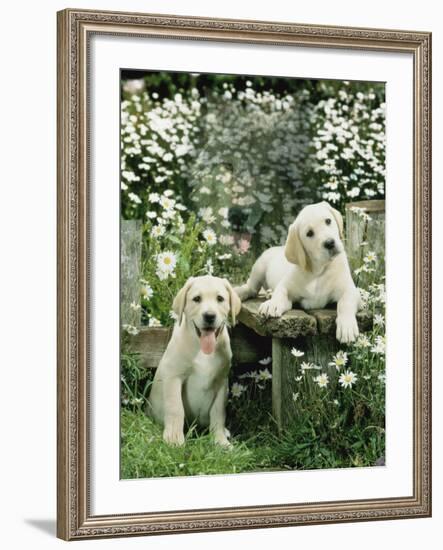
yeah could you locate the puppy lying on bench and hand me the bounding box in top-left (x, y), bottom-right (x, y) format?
top-left (148, 276), bottom-right (241, 446)
top-left (235, 201), bottom-right (361, 343)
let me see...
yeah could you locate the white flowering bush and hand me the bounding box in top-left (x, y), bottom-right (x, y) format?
top-left (309, 81), bottom-right (385, 210)
top-left (121, 88), bottom-right (201, 219)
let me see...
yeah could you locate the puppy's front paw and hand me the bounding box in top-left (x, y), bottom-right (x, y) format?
top-left (259, 299), bottom-right (285, 318)
top-left (214, 430), bottom-right (232, 448)
top-left (336, 315), bottom-right (359, 343)
top-left (163, 425), bottom-right (185, 446)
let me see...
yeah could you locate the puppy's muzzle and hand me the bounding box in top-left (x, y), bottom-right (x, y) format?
top-left (203, 312), bottom-right (216, 326)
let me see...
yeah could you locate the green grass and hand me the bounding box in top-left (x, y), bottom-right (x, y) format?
top-left (121, 409), bottom-right (259, 478)
top-left (120, 360), bottom-right (385, 479)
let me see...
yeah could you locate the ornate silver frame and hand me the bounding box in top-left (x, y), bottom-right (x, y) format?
top-left (57, 8), bottom-right (431, 540)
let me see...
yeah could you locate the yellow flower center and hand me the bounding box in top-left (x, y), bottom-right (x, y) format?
top-left (163, 257), bottom-right (171, 265)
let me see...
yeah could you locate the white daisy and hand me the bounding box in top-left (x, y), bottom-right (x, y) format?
top-left (238, 370), bottom-right (260, 382)
top-left (292, 392), bottom-right (300, 403)
top-left (128, 192), bottom-right (142, 204)
top-left (231, 382), bottom-right (246, 398)
top-left (140, 284), bottom-right (153, 300)
top-left (373, 313), bottom-right (385, 327)
top-left (148, 192), bottom-right (160, 203)
top-left (291, 348), bottom-right (304, 358)
top-left (129, 301), bottom-right (141, 311)
top-left (364, 250), bottom-right (378, 263)
top-left (258, 368), bottom-right (272, 381)
top-left (146, 211), bottom-right (157, 219)
top-left (259, 357), bottom-right (272, 366)
top-left (314, 373), bottom-right (330, 388)
top-left (354, 334), bottom-right (371, 348)
top-left (199, 207), bottom-right (216, 224)
top-left (160, 195), bottom-right (175, 211)
top-left (203, 228), bottom-right (217, 246)
top-left (151, 225), bottom-right (166, 238)
top-left (148, 317), bottom-right (162, 327)
top-left (339, 370), bottom-right (358, 389)
top-left (156, 251), bottom-right (177, 275)
top-left (328, 350), bottom-right (348, 370)
top-left (371, 335), bottom-right (386, 355)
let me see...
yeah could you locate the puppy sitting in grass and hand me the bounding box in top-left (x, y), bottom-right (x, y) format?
top-left (147, 276), bottom-right (241, 447)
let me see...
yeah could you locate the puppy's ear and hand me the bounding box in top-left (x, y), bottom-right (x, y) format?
top-left (284, 222), bottom-right (310, 271)
top-left (323, 201), bottom-right (344, 239)
top-left (172, 277), bottom-right (194, 325)
top-left (223, 279), bottom-right (242, 326)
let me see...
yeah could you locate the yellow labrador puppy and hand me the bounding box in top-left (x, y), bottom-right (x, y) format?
top-left (148, 276), bottom-right (241, 447)
top-left (235, 201), bottom-right (361, 343)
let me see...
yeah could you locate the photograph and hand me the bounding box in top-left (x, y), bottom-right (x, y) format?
top-left (119, 70), bottom-right (387, 479)
top-left (55, 8), bottom-right (431, 539)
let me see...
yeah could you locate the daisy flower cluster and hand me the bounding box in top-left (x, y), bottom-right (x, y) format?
top-left (310, 82), bottom-right (385, 210)
top-left (120, 86), bottom-right (201, 219)
top-left (288, 327), bottom-right (386, 415)
top-left (229, 358), bottom-right (274, 399)
top-left (292, 347), bottom-right (359, 392)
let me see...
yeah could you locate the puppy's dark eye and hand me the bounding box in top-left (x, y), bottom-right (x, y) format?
top-left (192, 296), bottom-right (201, 303)
top-left (217, 295), bottom-right (225, 303)
top-left (325, 218), bottom-right (332, 225)
top-left (306, 229), bottom-right (314, 238)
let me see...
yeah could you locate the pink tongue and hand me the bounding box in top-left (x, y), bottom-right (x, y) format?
top-left (200, 330), bottom-right (216, 355)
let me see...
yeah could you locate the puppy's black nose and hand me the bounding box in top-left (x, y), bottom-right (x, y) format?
top-left (203, 312), bottom-right (216, 324)
top-left (323, 238), bottom-right (336, 250)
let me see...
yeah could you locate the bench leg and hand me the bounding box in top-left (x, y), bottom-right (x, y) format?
top-left (271, 336), bottom-right (339, 431)
top-left (272, 338), bottom-right (283, 430)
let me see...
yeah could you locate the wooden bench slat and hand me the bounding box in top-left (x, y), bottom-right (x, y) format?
top-left (238, 299), bottom-right (317, 338)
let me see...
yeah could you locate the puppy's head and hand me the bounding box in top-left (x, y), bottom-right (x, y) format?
top-left (285, 201), bottom-right (344, 271)
top-left (172, 275), bottom-right (241, 355)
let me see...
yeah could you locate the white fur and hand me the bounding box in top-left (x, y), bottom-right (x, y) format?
top-left (148, 276), bottom-right (241, 446)
top-left (235, 201), bottom-right (361, 343)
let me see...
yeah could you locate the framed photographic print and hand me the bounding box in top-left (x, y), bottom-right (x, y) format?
top-left (57, 8), bottom-right (432, 540)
